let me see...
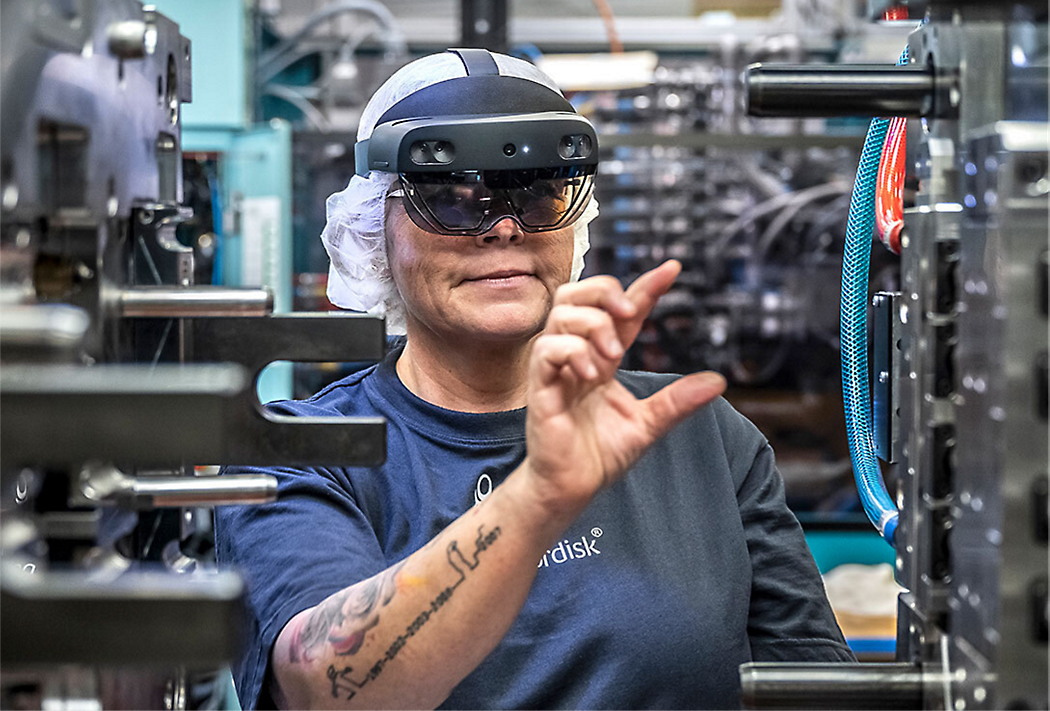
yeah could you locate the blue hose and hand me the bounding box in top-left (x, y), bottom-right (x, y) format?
top-left (841, 115), bottom-right (896, 544)
top-left (841, 46), bottom-right (911, 546)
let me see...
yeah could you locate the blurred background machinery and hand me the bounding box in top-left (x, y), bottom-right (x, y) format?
top-left (0, 0), bottom-right (384, 707)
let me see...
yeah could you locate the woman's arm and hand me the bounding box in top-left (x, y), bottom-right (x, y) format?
top-left (270, 261), bottom-right (726, 709)
top-left (737, 445), bottom-right (855, 661)
top-left (271, 463), bottom-right (579, 709)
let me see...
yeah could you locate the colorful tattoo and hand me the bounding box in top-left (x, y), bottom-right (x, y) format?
top-left (325, 525), bottom-right (502, 701)
top-left (288, 561), bottom-right (405, 664)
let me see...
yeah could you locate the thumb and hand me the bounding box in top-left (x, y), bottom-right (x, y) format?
top-left (641, 371), bottom-right (727, 441)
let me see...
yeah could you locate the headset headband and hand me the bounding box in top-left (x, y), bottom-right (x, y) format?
top-left (373, 48), bottom-right (575, 128)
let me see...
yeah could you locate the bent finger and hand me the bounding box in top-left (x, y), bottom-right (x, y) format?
top-left (546, 304), bottom-right (624, 359)
top-left (552, 276), bottom-right (636, 319)
top-left (532, 333), bottom-right (609, 385)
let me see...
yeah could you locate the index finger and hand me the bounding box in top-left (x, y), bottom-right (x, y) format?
top-left (552, 275), bottom-right (637, 319)
top-left (623, 259), bottom-right (682, 320)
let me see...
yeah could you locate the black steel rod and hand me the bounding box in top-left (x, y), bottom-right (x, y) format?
top-left (739, 662), bottom-right (925, 710)
top-left (745, 64), bottom-right (935, 118)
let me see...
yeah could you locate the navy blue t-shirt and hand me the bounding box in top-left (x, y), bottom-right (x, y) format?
top-left (215, 344), bottom-right (854, 709)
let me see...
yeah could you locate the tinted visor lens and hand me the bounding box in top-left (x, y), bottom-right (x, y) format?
top-left (400, 165), bottom-right (595, 236)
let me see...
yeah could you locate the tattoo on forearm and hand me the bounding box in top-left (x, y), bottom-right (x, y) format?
top-left (326, 524), bottom-right (502, 701)
top-left (289, 561), bottom-right (406, 663)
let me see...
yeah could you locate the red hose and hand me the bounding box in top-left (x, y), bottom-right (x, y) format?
top-left (874, 6), bottom-right (909, 254)
top-left (875, 116), bottom-right (906, 254)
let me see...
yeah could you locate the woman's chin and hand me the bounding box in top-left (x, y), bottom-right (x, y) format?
top-left (457, 304), bottom-right (547, 343)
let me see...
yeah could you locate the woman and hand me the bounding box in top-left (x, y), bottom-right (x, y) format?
top-left (216, 50), bottom-right (853, 711)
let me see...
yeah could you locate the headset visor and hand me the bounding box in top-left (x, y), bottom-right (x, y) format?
top-left (397, 165), bottom-right (596, 237)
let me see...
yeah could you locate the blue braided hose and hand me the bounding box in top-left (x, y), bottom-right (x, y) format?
top-left (841, 115), bottom-right (896, 543)
top-left (841, 45), bottom-right (911, 546)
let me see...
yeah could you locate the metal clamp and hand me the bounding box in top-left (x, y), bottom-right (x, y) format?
top-left (189, 313), bottom-right (388, 467)
top-left (0, 563), bottom-right (245, 666)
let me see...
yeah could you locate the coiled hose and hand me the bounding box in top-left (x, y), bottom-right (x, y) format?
top-left (841, 44), bottom-right (911, 546)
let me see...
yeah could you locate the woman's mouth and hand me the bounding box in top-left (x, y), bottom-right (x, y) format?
top-left (469, 276), bottom-right (533, 289)
top-left (465, 269), bottom-right (535, 286)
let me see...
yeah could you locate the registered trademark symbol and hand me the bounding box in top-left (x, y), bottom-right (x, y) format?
top-left (590, 527), bottom-right (603, 538)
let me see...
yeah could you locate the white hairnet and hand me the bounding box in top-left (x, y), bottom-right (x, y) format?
top-left (321, 51), bottom-right (599, 335)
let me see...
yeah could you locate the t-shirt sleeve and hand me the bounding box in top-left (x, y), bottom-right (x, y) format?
top-left (735, 443), bottom-right (856, 662)
top-left (214, 463), bottom-right (387, 710)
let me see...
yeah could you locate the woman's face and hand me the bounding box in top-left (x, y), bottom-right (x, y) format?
top-left (385, 199), bottom-right (575, 344)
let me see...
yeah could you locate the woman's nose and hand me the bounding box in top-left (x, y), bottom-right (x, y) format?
top-left (475, 217), bottom-right (524, 247)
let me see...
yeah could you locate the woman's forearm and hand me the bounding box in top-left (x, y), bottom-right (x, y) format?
top-left (270, 463), bottom-right (575, 710)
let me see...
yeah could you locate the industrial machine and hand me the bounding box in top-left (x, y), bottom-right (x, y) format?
top-left (0, 0), bottom-right (385, 706)
top-left (740, 1), bottom-right (1048, 708)
top-left (5, 0), bottom-right (1044, 708)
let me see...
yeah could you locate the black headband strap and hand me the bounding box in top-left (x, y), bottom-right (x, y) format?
top-left (374, 75), bottom-right (574, 127)
top-left (447, 47), bottom-right (499, 76)
top-left (373, 48), bottom-right (573, 128)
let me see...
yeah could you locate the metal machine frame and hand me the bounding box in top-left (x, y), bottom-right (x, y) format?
top-left (0, 0), bottom-right (389, 703)
top-left (742, 1), bottom-right (1048, 708)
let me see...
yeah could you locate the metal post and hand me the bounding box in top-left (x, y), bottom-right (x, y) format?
top-left (460, 0), bottom-right (508, 53)
top-left (745, 65), bottom-right (938, 118)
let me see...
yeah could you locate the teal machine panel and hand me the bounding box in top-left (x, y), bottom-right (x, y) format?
top-left (149, 0), bottom-right (249, 129)
top-left (152, 0), bottom-right (293, 403)
top-left (182, 123), bottom-right (293, 310)
top-left (183, 123), bottom-right (295, 403)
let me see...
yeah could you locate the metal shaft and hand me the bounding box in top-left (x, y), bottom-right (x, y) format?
top-left (745, 64), bottom-right (936, 118)
top-left (0, 304), bottom-right (89, 359)
top-left (129, 475), bottom-right (278, 507)
top-left (739, 663), bottom-right (925, 710)
top-left (79, 466), bottom-right (278, 508)
top-left (118, 286), bottom-right (273, 318)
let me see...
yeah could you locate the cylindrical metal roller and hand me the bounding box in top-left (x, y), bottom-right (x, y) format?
top-left (745, 64), bottom-right (936, 118)
top-left (118, 286), bottom-right (273, 318)
top-left (80, 466), bottom-right (278, 508)
top-left (130, 475), bottom-right (278, 507)
top-left (0, 304), bottom-right (89, 356)
top-left (739, 663), bottom-right (925, 710)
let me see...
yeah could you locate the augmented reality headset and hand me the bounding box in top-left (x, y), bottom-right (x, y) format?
top-left (354, 48), bottom-right (599, 237)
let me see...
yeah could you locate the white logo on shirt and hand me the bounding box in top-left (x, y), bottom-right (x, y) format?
top-left (537, 529), bottom-right (603, 568)
top-left (473, 473), bottom-right (493, 506)
top-left (471, 473), bottom-right (604, 569)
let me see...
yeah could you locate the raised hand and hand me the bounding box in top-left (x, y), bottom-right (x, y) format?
top-left (523, 260), bottom-right (727, 517)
